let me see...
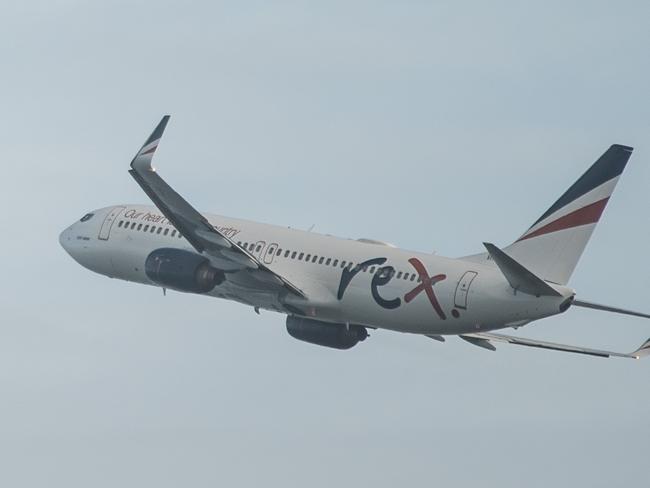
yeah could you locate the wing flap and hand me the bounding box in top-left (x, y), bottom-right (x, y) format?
top-left (461, 331), bottom-right (649, 359)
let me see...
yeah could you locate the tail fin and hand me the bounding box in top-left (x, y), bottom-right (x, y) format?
top-left (503, 144), bottom-right (633, 284)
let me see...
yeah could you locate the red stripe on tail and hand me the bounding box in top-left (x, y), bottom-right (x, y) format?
top-left (518, 198), bottom-right (609, 242)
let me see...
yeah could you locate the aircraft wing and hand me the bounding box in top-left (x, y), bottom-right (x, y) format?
top-left (128, 116), bottom-right (306, 299)
top-left (460, 331), bottom-right (650, 359)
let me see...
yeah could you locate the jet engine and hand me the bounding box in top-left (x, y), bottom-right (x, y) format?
top-left (286, 316), bottom-right (368, 350)
top-left (145, 248), bottom-right (225, 293)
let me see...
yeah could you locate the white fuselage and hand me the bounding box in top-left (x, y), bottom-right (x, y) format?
top-left (60, 205), bottom-right (574, 335)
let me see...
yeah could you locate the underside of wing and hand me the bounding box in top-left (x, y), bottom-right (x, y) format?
top-left (128, 116), bottom-right (306, 299)
top-left (460, 331), bottom-right (650, 359)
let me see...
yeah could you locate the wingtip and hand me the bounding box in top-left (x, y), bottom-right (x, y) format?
top-left (632, 337), bottom-right (650, 359)
top-left (611, 143), bottom-right (633, 152)
top-left (148, 115), bottom-right (171, 143)
top-left (130, 116), bottom-right (171, 171)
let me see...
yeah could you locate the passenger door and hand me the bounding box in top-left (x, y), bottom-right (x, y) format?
top-left (454, 271), bottom-right (478, 310)
top-left (98, 206), bottom-right (125, 240)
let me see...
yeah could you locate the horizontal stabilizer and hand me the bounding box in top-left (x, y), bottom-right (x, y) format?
top-left (572, 299), bottom-right (650, 319)
top-left (483, 243), bottom-right (561, 297)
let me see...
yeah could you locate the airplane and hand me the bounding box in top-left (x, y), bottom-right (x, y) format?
top-left (60, 116), bottom-right (650, 359)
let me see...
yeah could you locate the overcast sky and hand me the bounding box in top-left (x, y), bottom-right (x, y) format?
top-left (1, 1), bottom-right (649, 487)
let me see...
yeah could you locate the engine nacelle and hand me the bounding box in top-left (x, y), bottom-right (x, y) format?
top-left (145, 248), bottom-right (225, 293)
top-left (286, 316), bottom-right (368, 350)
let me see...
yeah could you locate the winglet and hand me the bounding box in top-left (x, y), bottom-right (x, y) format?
top-left (632, 338), bottom-right (650, 359)
top-left (130, 115), bottom-right (171, 172)
top-left (483, 242), bottom-right (561, 297)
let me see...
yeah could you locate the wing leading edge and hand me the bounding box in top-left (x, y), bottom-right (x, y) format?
top-left (128, 116), bottom-right (306, 299)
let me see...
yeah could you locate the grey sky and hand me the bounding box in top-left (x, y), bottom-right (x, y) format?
top-left (1, 1), bottom-right (649, 487)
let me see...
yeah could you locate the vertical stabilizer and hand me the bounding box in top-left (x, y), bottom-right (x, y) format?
top-left (503, 144), bottom-right (633, 284)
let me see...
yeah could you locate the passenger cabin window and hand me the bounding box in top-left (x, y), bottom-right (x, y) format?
top-left (137, 224), bottom-right (143, 231)
top-left (164, 228), bottom-right (169, 236)
top-left (305, 254), bottom-right (311, 261)
top-left (130, 223), bottom-right (136, 229)
top-left (143, 225), bottom-right (149, 232)
top-left (312, 256), bottom-right (317, 263)
top-left (298, 253), bottom-right (304, 260)
top-left (118, 221), bottom-right (123, 228)
top-left (285, 250), bottom-right (290, 258)
top-left (333, 259), bottom-right (338, 267)
top-left (276, 248), bottom-right (282, 256)
top-left (378, 268), bottom-right (394, 279)
top-left (319, 257), bottom-right (324, 264)
top-left (157, 228), bottom-right (162, 234)
top-left (291, 252), bottom-right (297, 259)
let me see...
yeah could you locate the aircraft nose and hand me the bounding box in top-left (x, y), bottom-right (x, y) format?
top-left (59, 214), bottom-right (116, 277)
top-left (59, 225), bottom-right (74, 254)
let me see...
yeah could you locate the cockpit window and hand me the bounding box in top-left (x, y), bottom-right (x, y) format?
top-left (80, 213), bottom-right (94, 222)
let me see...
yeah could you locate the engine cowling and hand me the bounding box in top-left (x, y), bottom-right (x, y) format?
top-left (145, 248), bottom-right (225, 293)
top-left (286, 316), bottom-right (368, 350)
